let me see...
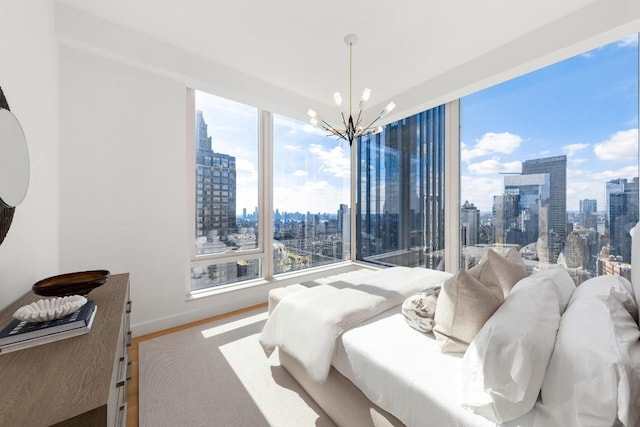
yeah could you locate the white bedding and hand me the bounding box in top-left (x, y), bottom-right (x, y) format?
top-left (332, 308), bottom-right (536, 427)
top-left (260, 266), bottom-right (452, 382)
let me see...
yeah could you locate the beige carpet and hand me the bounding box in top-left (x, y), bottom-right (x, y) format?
top-left (139, 308), bottom-right (336, 427)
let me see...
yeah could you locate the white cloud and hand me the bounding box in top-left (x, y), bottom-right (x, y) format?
top-left (461, 132), bottom-right (522, 162)
top-left (308, 143), bottom-right (350, 178)
top-left (285, 144), bottom-right (302, 151)
top-left (460, 175), bottom-right (504, 212)
top-left (569, 158), bottom-right (588, 165)
top-left (562, 143), bottom-right (589, 157)
top-left (273, 179), bottom-right (349, 213)
top-left (618, 35), bottom-right (639, 48)
top-left (593, 129), bottom-right (638, 161)
top-left (467, 158), bottom-right (521, 175)
top-left (593, 165), bottom-right (640, 182)
top-left (567, 168), bottom-right (586, 178)
top-left (292, 170), bottom-right (307, 177)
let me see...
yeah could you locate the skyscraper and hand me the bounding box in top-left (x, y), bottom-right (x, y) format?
top-left (608, 177), bottom-right (639, 263)
top-left (337, 204), bottom-right (351, 259)
top-left (358, 106), bottom-right (446, 269)
top-left (579, 199), bottom-right (597, 229)
top-left (522, 155), bottom-right (567, 263)
top-left (461, 201), bottom-right (480, 247)
top-left (494, 173), bottom-right (550, 260)
top-left (195, 110), bottom-right (237, 246)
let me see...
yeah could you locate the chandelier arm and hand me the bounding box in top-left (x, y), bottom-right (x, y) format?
top-left (340, 111), bottom-right (349, 130)
top-left (321, 119), bottom-right (347, 138)
top-left (354, 109), bottom-right (364, 128)
top-left (361, 114), bottom-right (384, 133)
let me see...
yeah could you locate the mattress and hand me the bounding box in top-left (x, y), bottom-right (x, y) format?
top-left (331, 307), bottom-right (536, 427)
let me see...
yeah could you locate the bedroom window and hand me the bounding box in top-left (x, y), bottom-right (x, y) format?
top-left (460, 33), bottom-right (640, 285)
top-left (190, 90), bottom-right (262, 291)
top-left (272, 114), bottom-right (351, 274)
top-left (357, 106), bottom-right (447, 270)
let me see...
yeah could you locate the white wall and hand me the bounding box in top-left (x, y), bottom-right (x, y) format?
top-left (58, 46), bottom-right (367, 335)
top-left (0, 3), bottom-right (59, 307)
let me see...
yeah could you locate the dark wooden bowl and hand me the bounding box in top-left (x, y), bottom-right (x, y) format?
top-left (32, 270), bottom-right (110, 297)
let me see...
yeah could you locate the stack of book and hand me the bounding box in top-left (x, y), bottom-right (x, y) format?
top-left (0, 300), bottom-right (97, 354)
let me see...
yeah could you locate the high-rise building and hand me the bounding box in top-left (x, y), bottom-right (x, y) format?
top-left (609, 177), bottom-right (639, 263)
top-left (522, 155), bottom-right (567, 263)
top-left (195, 110), bottom-right (237, 244)
top-left (461, 201), bottom-right (480, 247)
top-left (494, 173), bottom-right (550, 260)
top-left (358, 107), bottom-right (446, 269)
top-left (337, 204), bottom-right (351, 259)
top-left (579, 199), bottom-right (597, 229)
top-left (605, 179), bottom-right (627, 231)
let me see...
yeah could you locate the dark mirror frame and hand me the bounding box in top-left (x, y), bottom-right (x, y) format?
top-left (0, 87), bottom-right (16, 245)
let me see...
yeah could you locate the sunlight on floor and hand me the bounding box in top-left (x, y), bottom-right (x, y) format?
top-left (200, 311), bottom-right (268, 339)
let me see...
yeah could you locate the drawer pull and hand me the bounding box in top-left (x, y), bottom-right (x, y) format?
top-left (126, 300), bottom-right (132, 314)
top-left (126, 331), bottom-right (132, 347)
top-left (126, 360), bottom-right (132, 381)
top-left (116, 355), bottom-right (128, 387)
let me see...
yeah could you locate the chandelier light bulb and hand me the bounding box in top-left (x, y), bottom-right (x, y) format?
top-left (384, 101), bottom-right (396, 115)
top-left (333, 92), bottom-right (343, 107)
top-left (361, 88), bottom-right (371, 102)
top-left (307, 109), bottom-right (317, 118)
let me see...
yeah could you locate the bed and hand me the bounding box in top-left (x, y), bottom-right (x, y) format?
top-left (261, 230), bottom-right (640, 427)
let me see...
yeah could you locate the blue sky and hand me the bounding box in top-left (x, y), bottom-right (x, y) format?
top-left (460, 34), bottom-right (639, 213)
top-left (197, 91), bottom-right (350, 214)
top-left (198, 33), bottom-right (638, 216)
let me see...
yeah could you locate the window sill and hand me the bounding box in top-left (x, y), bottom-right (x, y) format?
top-left (186, 260), bottom-right (382, 302)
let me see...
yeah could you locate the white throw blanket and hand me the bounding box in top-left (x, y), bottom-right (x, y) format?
top-left (259, 267), bottom-right (452, 382)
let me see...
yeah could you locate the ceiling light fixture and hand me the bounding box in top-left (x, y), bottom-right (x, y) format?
top-left (307, 33), bottom-right (396, 146)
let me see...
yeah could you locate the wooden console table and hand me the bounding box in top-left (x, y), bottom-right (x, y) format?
top-left (0, 273), bottom-right (131, 426)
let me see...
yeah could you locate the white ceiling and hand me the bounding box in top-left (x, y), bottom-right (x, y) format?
top-left (56, 0), bottom-right (640, 124)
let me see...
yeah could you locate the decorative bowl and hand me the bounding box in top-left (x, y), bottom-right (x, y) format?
top-left (13, 295), bottom-right (88, 322)
top-left (32, 270), bottom-right (110, 297)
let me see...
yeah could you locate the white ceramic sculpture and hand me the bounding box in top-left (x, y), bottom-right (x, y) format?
top-left (13, 295), bottom-right (87, 322)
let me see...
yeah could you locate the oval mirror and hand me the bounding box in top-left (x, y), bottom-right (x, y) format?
top-left (0, 108), bottom-right (29, 208)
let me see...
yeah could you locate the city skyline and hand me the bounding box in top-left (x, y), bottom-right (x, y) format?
top-left (461, 34), bottom-right (639, 213)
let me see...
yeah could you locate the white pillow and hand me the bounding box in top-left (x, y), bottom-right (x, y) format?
top-left (461, 268), bottom-right (575, 423)
top-left (534, 292), bottom-right (640, 427)
top-left (572, 274), bottom-right (638, 322)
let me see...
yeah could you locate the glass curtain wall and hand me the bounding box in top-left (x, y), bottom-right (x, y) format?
top-left (273, 114), bottom-right (351, 274)
top-left (460, 34), bottom-right (639, 284)
top-left (357, 106), bottom-right (446, 270)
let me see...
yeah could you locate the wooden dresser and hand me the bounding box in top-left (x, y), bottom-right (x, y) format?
top-left (0, 273), bottom-right (131, 426)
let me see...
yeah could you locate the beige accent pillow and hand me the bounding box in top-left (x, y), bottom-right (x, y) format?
top-left (477, 248), bottom-right (526, 297)
top-left (433, 267), bottom-right (504, 353)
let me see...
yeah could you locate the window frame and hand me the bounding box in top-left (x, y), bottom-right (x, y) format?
top-left (187, 89), bottom-right (273, 293)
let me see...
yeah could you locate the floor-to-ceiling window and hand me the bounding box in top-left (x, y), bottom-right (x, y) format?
top-left (189, 91), bottom-right (351, 292)
top-left (460, 34), bottom-right (639, 284)
top-left (273, 115), bottom-right (351, 274)
top-left (357, 106), bottom-right (447, 270)
top-left (190, 90), bottom-right (262, 291)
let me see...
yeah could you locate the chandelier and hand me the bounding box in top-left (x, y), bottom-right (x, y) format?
top-left (307, 33), bottom-right (396, 146)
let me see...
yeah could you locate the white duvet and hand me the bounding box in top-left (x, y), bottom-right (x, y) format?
top-left (259, 266), bottom-right (452, 382)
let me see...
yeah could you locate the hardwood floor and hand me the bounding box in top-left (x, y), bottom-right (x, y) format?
top-left (125, 302), bottom-right (267, 426)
